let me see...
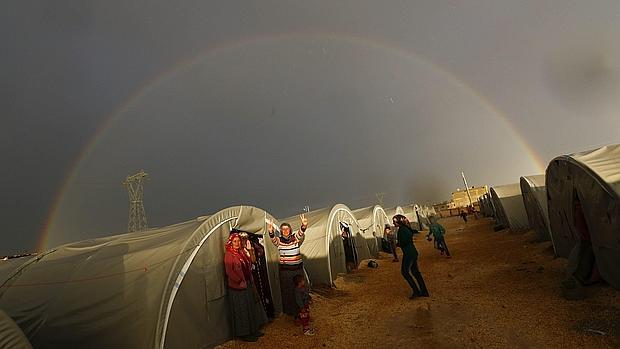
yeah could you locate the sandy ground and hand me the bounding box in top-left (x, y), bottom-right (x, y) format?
top-left (218, 216), bottom-right (620, 349)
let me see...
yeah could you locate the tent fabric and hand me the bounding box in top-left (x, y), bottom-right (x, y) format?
top-left (546, 144), bottom-right (620, 288)
top-left (384, 206), bottom-right (405, 221)
top-left (401, 205), bottom-right (420, 224)
top-left (480, 193), bottom-right (494, 217)
top-left (281, 204), bottom-right (370, 286)
top-left (0, 206), bottom-right (281, 349)
top-left (489, 184), bottom-right (530, 231)
top-left (415, 205), bottom-right (431, 227)
top-left (520, 175), bottom-right (552, 242)
top-left (0, 310), bottom-right (31, 349)
top-left (0, 257), bottom-right (33, 286)
top-left (352, 205), bottom-right (390, 258)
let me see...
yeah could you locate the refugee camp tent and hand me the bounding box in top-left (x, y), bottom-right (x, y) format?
top-left (489, 183), bottom-right (529, 231)
top-left (425, 205), bottom-right (437, 216)
top-left (415, 205), bottom-right (431, 228)
top-left (281, 204), bottom-right (369, 286)
top-left (0, 206), bottom-right (282, 349)
top-left (546, 144), bottom-right (620, 288)
top-left (520, 175), bottom-right (552, 242)
top-left (0, 310), bottom-right (31, 349)
top-left (402, 205), bottom-right (420, 224)
top-left (352, 205), bottom-right (390, 257)
top-left (385, 206), bottom-right (405, 220)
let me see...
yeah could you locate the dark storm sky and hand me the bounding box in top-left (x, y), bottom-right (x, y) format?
top-left (2, 1), bottom-right (620, 254)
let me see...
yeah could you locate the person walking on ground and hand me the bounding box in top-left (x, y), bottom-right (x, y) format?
top-left (460, 210), bottom-right (468, 222)
top-left (224, 232), bottom-right (268, 342)
top-left (427, 216), bottom-right (451, 258)
top-left (393, 214), bottom-right (429, 299)
top-left (384, 224), bottom-right (399, 262)
top-left (267, 214), bottom-right (309, 316)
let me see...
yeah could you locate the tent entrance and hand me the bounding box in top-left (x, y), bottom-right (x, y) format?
top-left (571, 192), bottom-right (600, 286)
top-left (242, 231), bottom-right (276, 318)
top-left (339, 222), bottom-right (358, 272)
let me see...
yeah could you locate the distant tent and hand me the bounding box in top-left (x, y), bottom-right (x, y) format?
top-left (281, 204), bottom-right (370, 286)
top-left (425, 205), bottom-right (437, 216)
top-left (352, 205), bottom-right (390, 257)
top-left (401, 204), bottom-right (420, 224)
top-left (520, 175), bottom-right (552, 242)
top-left (384, 206), bottom-right (405, 220)
top-left (0, 206), bottom-right (282, 349)
top-left (489, 183), bottom-right (529, 230)
top-left (546, 144), bottom-right (620, 288)
top-left (416, 205), bottom-right (431, 228)
top-left (0, 309), bottom-right (31, 349)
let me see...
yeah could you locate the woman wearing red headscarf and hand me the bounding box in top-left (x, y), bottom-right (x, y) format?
top-left (224, 233), bottom-right (267, 342)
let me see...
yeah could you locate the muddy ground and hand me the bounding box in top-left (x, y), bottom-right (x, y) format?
top-left (218, 216), bottom-right (620, 348)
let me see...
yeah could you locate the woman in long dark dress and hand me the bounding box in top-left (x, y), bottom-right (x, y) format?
top-left (224, 232), bottom-right (268, 342)
top-left (267, 214), bottom-right (308, 316)
top-left (393, 214), bottom-right (430, 299)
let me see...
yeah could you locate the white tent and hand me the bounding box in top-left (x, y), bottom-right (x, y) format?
top-left (546, 144), bottom-right (620, 288)
top-left (401, 204), bottom-right (420, 224)
top-left (280, 204), bottom-right (370, 286)
top-left (384, 206), bottom-right (405, 220)
top-left (520, 175), bottom-right (552, 242)
top-left (352, 205), bottom-right (390, 257)
top-left (415, 204), bottom-right (431, 227)
top-left (0, 206), bottom-right (282, 349)
top-left (489, 183), bottom-right (529, 231)
top-left (0, 309), bottom-right (31, 349)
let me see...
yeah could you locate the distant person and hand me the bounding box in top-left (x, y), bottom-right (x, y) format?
top-left (427, 216), bottom-right (451, 258)
top-left (294, 274), bottom-right (315, 336)
top-left (224, 232), bottom-right (267, 342)
top-left (460, 210), bottom-right (468, 222)
top-left (384, 224), bottom-right (399, 262)
top-left (393, 214), bottom-right (429, 299)
top-left (267, 214), bottom-right (308, 316)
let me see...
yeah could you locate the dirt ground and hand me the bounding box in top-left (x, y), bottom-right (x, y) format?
top-left (218, 216), bottom-right (620, 349)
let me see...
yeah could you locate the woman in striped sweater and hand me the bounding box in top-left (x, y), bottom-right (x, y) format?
top-left (267, 214), bottom-right (308, 316)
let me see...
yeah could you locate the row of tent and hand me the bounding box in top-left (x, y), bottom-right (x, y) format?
top-left (478, 143), bottom-right (620, 289)
top-left (0, 203), bottom-right (435, 348)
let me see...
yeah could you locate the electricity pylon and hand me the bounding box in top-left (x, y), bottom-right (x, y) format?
top-left (124, 170), bottom-right (149, 232)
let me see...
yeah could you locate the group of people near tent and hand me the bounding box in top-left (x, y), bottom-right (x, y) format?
top-left (4, 143), bottom-right (617, 348)
top-left (480, 143), bottom-right (620, 296)
top-left (223, 209), bottom-right (446, 342)
top-left (0, 202), bottom-right (442, 348)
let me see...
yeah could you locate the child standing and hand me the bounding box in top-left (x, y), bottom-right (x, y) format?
top-left (293, 274), bottom-right (315, 336)
top-left (427, 217), bottom-right (451, 258)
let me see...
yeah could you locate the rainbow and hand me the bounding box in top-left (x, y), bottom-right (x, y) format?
top-left (38, 31), bottom-right (547, 252)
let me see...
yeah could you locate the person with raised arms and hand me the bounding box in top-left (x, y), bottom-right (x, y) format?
top-left (267, 214), bottom-right (309, 316)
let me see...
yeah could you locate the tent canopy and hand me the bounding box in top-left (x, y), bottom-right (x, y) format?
top-left (489, 183), bottom-right (529, 231)
top-left (401, 205), bottom-right (420, 224)
top-left (0, 206), bottom-right (281, 349)
top-left (546, 144), bottom-right (620, 288)
top-left (281, 204), bottom-right (370, 286)
top-left (0, 310), bottom-right (31, 349)
top-left (352, 205), bottom-right (389, 257)
top-left (520, 174), bottom-right (551, 242)
top-left (384, 206), bottom-right (404, 221)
